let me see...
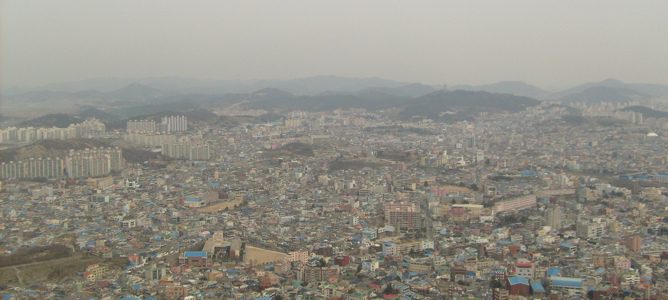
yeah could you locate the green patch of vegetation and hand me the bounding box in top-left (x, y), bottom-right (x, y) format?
top-left (0, 245), bottom-right (73, 268)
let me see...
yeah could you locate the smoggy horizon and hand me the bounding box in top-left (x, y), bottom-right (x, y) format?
top-left (2, 0), bottom-right (667, 90)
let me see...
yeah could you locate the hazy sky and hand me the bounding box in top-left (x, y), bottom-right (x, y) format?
top-left (1, 0), bottom-right (667, 89)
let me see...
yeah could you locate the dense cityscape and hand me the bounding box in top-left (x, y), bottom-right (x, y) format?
top-left (3, 1), bottom-right (668, 299)
top-left (2, 94), bottom-right (668, 299)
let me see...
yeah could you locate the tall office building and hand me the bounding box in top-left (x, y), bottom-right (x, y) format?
top-left (546, 205), bottom-right (562, 229)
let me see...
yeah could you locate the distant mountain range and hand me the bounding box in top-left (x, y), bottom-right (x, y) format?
top-left (26, 75), bottom-right (424, 95)
top-left (5, 76), bottom-right (668, 126)
top-left (555, 78), bottom-right (668, 98)
top-left (453, 81), bottom-right (548, 99)
top-left (398, 90), bottom-right (539, 121)
top-left (9, 76), bottom-right (667, 106)
top-left (14, 86), bottom-right (541, 128)
top-left (554, 78), bottom-right (668, 104)
top-left (231, 88), bottom-right (540, 121)
top-left (453, 78), bottom-right (668, 103)
top-left (558, 86), bottom-right (647, 104)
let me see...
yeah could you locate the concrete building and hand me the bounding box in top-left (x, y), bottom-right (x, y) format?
top-left (576, 219), bottom-right (606, 239)
top-left (298, 265), bottom-right (340, 283)
top-left (127, 116), bottom-right (187, 133)
top-left (0, 119), bottom-right (106, 143)
top-left (0, 157), bottom-right (65, 179)
top-left (160, 115), bottom-right (188, 133)
top-left (65, 147), bottom-right (124, 178)
top-left (494, 195), bottom-right (537, 214)
top-left (546, 205), bottom-right (562, 229)
top-left (124, 133), bottom-right (177, 147)
top-left (624, 234), bottom-right (642, 253)
top-left (549, 276), bottom-right (584, 298)
top-left (162, 143), bottom-right (210, 161)
top-left (384, 202), bottom-right (421, 231)
top-left (127, 119), bottom-right (157, 133)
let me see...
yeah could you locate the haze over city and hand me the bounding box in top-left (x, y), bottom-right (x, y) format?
top-left (2, 1), bottom-right (668, 300)
top-left (2, 0), bottom-right (668, 90)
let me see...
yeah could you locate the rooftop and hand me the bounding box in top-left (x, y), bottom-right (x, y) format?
top-left (183, 251), bottom-right (207, 258)
top-left (531, 281), bottom-right (546, 293)
top-left (508, 276), bottom-right (530, 286)
top-left (550, 276), bottom-right (583, 289)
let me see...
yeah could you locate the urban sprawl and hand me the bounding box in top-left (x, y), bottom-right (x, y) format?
top-left (2, 102), bottom-right (668, 300)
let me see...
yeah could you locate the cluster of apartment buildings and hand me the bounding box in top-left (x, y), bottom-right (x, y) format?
top-left (0, 147), bottom-right (124, 179)
top-left (0, 118), bottom-right (106, 143)
top-left (126, 115), bottom-right (188, 134)
top-left (161, 143), bottom-right (210, 161)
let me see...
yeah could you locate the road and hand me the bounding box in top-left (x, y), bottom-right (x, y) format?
top-left (12, 266), bottom-right (24, 285)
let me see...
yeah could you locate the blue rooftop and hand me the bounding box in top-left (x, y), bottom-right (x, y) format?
top-left (508, 276), bottom-right (530, 286)
top-left (531, 281), bottom-right (545, 293)
top-left (546, 267), bottom-right (561, 277)
top-left (550, 276), bottom-right (583, 289)
top-left (183, 251), bottom-right (207, 258)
